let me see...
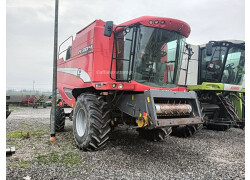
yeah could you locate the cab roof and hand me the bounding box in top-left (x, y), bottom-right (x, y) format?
top-left (199, 40), bottom-right (245, 48)
top-left (118, 16), bottom-right (191, 38)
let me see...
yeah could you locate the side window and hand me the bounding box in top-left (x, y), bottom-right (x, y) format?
top-left (201, 46), bottom-right (227, 82)
top-left (164, 40), bottom-right (177, 83)
top-left (65, 46), bottom-right (72, 60)
top-left (115, 28), bottom-right (134, 80)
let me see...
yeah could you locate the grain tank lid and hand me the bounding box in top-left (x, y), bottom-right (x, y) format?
top-left (118, 16), bottom-right (191, 38)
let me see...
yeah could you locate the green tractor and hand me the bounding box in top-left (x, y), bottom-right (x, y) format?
top-left (33, 95), bottom-right (47, 108)
top-left (181, 40), bottom-right (245, 130)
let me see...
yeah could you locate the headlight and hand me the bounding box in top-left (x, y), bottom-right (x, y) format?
top-left (95, 84), bottom-right (101, 88)
top-left (118, 84), bottom-right (123, 89)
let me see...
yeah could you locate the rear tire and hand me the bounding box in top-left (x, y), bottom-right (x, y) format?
top-left (138, 128), bottom-right (172, 141)
top-left (73, 93), bottom-right (111, 151)
top-left (54, 106), bottom-right (65, 132)
top-left (171, 124), bottom-right (203, 138)
top-left (206, 124), bottom-right (230, 131)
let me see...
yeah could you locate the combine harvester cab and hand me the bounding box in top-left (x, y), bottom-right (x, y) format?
top-left (181, 40), bottom-right (245, 130)
top-left (55, 16), bottom-right (203, 151)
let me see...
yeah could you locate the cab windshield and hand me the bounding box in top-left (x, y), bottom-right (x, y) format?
top-left (132, 26), bottom-right (186, 88)
top-left (114, 25), bottom-right (186, 88)
top-left (221, 47), bottom-right (245, 85)
top-left (200, 43), bottom-right (245, 85)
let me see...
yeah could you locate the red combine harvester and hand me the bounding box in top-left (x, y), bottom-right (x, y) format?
top-left (55, 16), bottom-right (203, 151)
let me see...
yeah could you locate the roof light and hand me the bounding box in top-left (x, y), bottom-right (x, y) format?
top-left (149, 20), bottom-right (153, 25)
top-left (154, 20), bottom-right (159, 24)
top-left (160, 20), bottom-right (165, 24)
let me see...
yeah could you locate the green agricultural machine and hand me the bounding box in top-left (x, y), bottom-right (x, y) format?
top-left (6, 96), bottom-right (11, 119)
top-left (181, 40), bottom-right (245, 130)
top-left (33, 95), bottom-right (47, 108)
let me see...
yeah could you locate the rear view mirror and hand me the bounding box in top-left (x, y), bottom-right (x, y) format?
top-left (205, 42), bottom-right (213, 56)
top-left (104, 21), bottom-right (113, 37)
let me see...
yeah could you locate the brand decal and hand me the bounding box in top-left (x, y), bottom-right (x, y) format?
top-left (224, 84), bottom-right (242, 92)
top-left (78, 44), bottom-right (93, 55)
top-left (230, 86), bottom-right (240, 90)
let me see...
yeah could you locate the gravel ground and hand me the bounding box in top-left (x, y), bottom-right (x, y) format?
top-left (6, 107), bottom-right (245, 180)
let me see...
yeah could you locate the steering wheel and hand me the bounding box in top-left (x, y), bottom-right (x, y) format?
top-left (226, 63), bottom-right (235, 69)
top-left (160, 50), bottom-right (167, 57)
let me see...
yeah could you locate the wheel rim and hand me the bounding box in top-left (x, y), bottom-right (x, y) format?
top-left (76, 108), bottom-right (87, 137)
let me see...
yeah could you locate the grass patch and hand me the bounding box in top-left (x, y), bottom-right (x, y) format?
top-left (35, 151), bottom-right (82, 166)
top-left (61, 152), bottom-right (82, 165)
top-left (49, 151), bottom-right (60, 163)
top-left (9, 161), bottom-right (31, 169)
top-left (35, 153), bottom-right (53, 164)
top-left (6, 129), bottom-right (47, 139)
top-left (19, 161), bottom-right (31, 168)
top-left (8, 105), bottom-right (20, 110)
top-left (19, 123), bottom-right (33, 128)
top-left (35, 151), bottom-right (60, 164)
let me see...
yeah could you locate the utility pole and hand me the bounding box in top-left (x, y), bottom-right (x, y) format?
top-left (33, 80), bottom-right (35, 93)
top-left (50, 0), bottom-right (59, 141)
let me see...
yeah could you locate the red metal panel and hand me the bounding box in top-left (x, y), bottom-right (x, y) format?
top-left (92, 23), bottom-right (115, 82)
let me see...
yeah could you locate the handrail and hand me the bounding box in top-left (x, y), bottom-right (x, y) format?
top-left (110, 25), bottom-right (136, 82)
top-left (58, 35), bottom-right (73, 60)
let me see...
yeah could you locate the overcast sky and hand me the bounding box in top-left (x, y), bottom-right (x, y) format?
top-left (6, 0), bottom-right (245, 91)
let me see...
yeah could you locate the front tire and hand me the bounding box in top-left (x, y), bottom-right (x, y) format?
top-left (138, 127), bottom-right (172, 141)
top-left (73, 93), bottom-right (111, 151)
top-left (171, 124), bottom-right (203, 138)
